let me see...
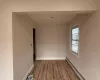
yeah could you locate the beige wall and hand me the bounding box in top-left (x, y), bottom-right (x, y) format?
top-left (36, 24), bottom-right (68, 60)
top-left (12, 13), bottom-right (36, 80)
top-left (67, 12), bottom-right (100, 80)
top-left (0, 2), bottom-right (13, 80)
top-left (0, 0), bottom-right (99, 80)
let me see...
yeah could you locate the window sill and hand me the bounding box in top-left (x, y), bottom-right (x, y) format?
top-left (70, 50), bottom-right (79, 58)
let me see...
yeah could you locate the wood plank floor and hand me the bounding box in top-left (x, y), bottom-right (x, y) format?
top-left (32, 60), bottom-right (80, 80)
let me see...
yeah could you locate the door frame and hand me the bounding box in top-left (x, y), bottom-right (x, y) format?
top-left (33, 28), bottom-right (36, 63)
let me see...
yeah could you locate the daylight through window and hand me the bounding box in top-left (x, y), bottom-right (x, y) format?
top-left (71, 27), bottom-right (79, 54)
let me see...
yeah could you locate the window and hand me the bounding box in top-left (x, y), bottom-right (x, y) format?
top-left (71, 26), bottom-right (79, 54)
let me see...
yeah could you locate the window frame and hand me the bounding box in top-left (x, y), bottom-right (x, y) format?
top-left (71, 25), bottom-right (79, 56)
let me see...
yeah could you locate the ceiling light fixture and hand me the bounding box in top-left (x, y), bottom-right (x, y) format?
top-left (51, 17), bottom-right (54, 18)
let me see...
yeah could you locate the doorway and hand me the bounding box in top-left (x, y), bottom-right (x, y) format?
top-left (33, 28), bottom-right (36, 63)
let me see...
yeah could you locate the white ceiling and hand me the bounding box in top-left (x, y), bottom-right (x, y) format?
top-left (27, 12), bottom-right (76, 25)
top-left (17, 11), bottom-right (93, 25)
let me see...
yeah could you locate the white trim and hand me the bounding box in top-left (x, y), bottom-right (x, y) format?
top-left (36, 57), bottom-right (66, 60)
top-left (70, 50), bottom-right (79, 58)
top-left (23, 64), bottom-right (34, 80)
top-left (70, 25), bottom-right (80, 58)
top-left (66, 58), bottom-right (85, 80)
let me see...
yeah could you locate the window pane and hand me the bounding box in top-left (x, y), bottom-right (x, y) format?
top-left (72, 27), bottom-right (79, 34)
top-left (72, 27), bottom-right (79, 40)
top-left (72, 41), bottom-right (78, 53)
top-left (72, 33), bottom-right (79, 40)
top-left (71, 27), bottom-right (79, 54)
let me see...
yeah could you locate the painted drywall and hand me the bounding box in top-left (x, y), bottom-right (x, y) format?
top-left (67, 12), bottom-right (100, 80)
top-left (0, 1), bottom-right (13, 80)
top-left (6, 0), bottom-right (99, 12)
top-left (28, 12), bottom-right (76, 25)
top-left (0, 0), bottom-right (99, 80)
top-left (12, 13), bottom-right (36, 80)
top-left (36, 24), bottom-right (68, 60)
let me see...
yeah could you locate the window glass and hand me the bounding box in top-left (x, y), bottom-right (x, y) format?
top-left (72, 27), bottom-right (79, 54)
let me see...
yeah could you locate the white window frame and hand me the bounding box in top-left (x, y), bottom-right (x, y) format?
top-left (71, 26), bottom-right (79, 56)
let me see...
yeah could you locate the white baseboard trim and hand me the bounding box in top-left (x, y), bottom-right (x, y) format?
top-left (36, 57), bottom-right (66, 60)
top-left (23, 64), bottom-right (34, 80)
top-left (66, 57), bottom-right (85, 80)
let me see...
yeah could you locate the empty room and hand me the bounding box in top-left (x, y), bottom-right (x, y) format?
top-left (0, 0), bottom-right (100, 80)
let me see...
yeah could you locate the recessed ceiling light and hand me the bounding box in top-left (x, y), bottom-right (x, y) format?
top-left (51, 17), bottom-right (54, 18)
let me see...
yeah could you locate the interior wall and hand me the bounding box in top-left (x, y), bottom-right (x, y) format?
top-left (36, 24), bottom-right (68, 60)
top-left (0, 1), bottom-right (13, 80)
top-left (0, 13), bottom-right (13, 80)
top-left (12, 13), bottom-right (36, 80)
top-left (67, 11), bottom-right (100, 80)
top-left (0, 0), bottom-right (99, 80)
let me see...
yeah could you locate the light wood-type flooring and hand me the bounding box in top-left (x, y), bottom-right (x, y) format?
top-left (32, 60), bottom-right (80, 80)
